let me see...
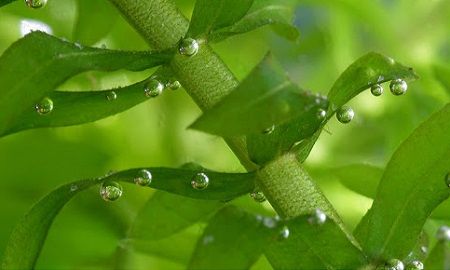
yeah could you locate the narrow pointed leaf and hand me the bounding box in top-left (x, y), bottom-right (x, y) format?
top-left (425, 240), bottom-right (450, 270)
top-left (327, 52), bottom-right (418, 111)
top-left (355, 104), bottom-right (450, 260)
top-left (129, 191), bottom-right (222, 241)
top-left (265, 213), bottom-right (367, 269)
top-left (104, 167), bottom-right (256, 201)
top-left (0, 179), bottom-right (100, 270)
top-left (0, 31), bottom-right (173, 136)
top-left (190, 53), bottom-right (327, 137)
top-left (188, 206), bottom-right (273, 269)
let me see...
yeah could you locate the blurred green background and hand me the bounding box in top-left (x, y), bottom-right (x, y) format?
top-left (0, 0), bottom-right (449, 269)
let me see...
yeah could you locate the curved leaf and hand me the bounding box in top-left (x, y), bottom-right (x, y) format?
top-left (129, 191), bottom-right (222, 241)
top-left (0, 31), bottom-right (173, 136)
top-left (327, 52), bottom-right (418, 111)
top-left (433, 64), bottom-right (450, 95)
top-left (0, 179), bottom-right (100, 270)
top-left (333, 164), bottom-right (383, 199)
top-left (355, 104), bottom-right (450, 260)
top-left (0, 0), bottom-right (15, 8)
top-left (425, 240), bottom-right (450, 270)
top-left (265, 212), bottom-right (367, 269)
top-left (188, 206), bottom-right (273, 269)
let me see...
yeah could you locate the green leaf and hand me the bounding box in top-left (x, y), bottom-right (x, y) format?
top-left (265, 212), bottom-right (367, 269)
top-left (327, 52), bottom-right (418, 111)
top-left (433, 64), bottom-right (450, 95)
top-left (425, 240), bottom-right (450, 270)
top-left (188, 206), bottom-right (273, 269)
top-left (104, 167), bottom-right (256, 201)
top-left (188, 0), bottom-right (254, 39)
top-left (333, 164), bottom-right (383, 199)
top-left (355, 104), bottom-right (450, 260)
top-left (0, 179), bottom-right (100, 270)
top-left (0, 0), bottom-right (15, 8)
top-left (208, 0), bottom-right (299, 42)
top-left (0, 31), bottom-right (172, 136)
top-left (190, 53), bottom-right (327, 137)
top-left (129, 191), bottom-right (222, 241)
top-left (73, 0), bottom-right (119, 45)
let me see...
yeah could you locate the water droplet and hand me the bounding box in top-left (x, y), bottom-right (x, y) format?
top-left (316, 109), bottom-right (327, 121)
top-left (166, 79), bottom-right (181, 90)
top-left (250, 190), bottom-right (266, 203)
top-left (385, 259), bottom-right (404, 270)
top-left (25, 0), bottom-right (47, 8)
top-left (35, 97), bottom-right (53, 115)
top-left (279, 226), bottom-right (290, 239)
top-left (262, 125), bottom-right (275, 134)
top-left (70, 184), bottom-right (78, 192)
top-left (134, 169), bottom-right (152, 186)
top-left (99, 181), bottom-right (123, 202)
top-left (191, 172), bottom-right (209, 190)
top-left (377, 75), bottom-right (385, 83)
top-left (371, 84), bottom-right (384, 97)
top-left (445, 172), bottom-right (450, 187)
top-left (406, 260), bottom-right (423, 270)
top-left (105, 91), bottom-right (117, 101)
top-left (74, 42), bottom-right (83, 50)
top-left (436, 225), bottom-right (450, 241)
top-left (336, 106), bottom-right (354, 124)
top-left (389, 79), bottom-right (408, 96)
top-left (144, 79), bottom-right (164, 97)
top-left (419, 246), bottom-right (427, 254)
top-left (308, 209), bottom-right (327, 225)
top-left (178, 38), bottom-right (199, 56)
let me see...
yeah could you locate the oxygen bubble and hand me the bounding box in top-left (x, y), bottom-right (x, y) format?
top-left (279, 226), bottom-right (290, 239)
top-left (191, 172), bottom-right (209, 190)
top-left (134, 169), bottom-right (152, 186)
top-left (389, 79), bottom-right (408, 96)
top-left (436, 225), bottom-right (450, 241)
top-left (144, 79), bottom-right (164, 98)
top-left (406, 260), bottom-right (423, 270)
top-left (419, 246), bottom-right (427, 254)
top-left (308, 209), bottom-right (327, 225)
top-left (385, 259), bottom-right (404, 270)
top-left (336, 106), bottom-right (354, 124)
top-left (25, 0), bottom-right (47, 8)
top-left (178, 38), bottom-right (199, 56)
top-left (316, 109), bottom-right (327, 121)
top-left (262, 125), bottom-right (275, 134)
top-left (70, 184), bottom-right (78, 192)
top-left (250, 190), bottom-right (266, 203)
top-left (167, 79), bottom-right (181, 90)
top-left (105, 91), bottom-right (117, 101)
top-left (371, 84), bottom-right (384, 97)
top-left (35, 97), bottom-right (53, 115)
top-left (99, 181), bottom-right (123, 202)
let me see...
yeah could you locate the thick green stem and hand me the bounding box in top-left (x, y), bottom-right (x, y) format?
top-left (108, 0), bottom-right (340, 222)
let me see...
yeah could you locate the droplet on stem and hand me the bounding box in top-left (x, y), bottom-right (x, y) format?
top-left (191, 172), bottom-right (209, 190)
top-left (178, 38), bottom-right (199, 57)
top-left (144, 79), bottom-right (164, 98)
top-left (35, 97), bottom-right (53, 115)
top-left (166, 79), bottom-right (181, 90)
top-left (336, 106), bottom-right (354, 124)
top-left (308, 209), bottom-right (327, 225)
top-left (134, 169), bottom-right (152, 186)
top-left (99, 181), bottom-right (123, 202)
top-left (389, 79), bottom-right (408, 96)
top-left (25, 0), bottom-right (47, 8)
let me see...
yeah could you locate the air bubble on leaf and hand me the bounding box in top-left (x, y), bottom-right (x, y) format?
top-left (419, 246), bottom-right (427, 254)
top-left (406, 260), bottom-right (424, 270)
top-left (178, 38), bottom-right (199, 57)
top-left (70, 184), bottom-right (78, 192)
top-left (262, 125), bottom-right (275, 134)
top-left (389, 79), bottom-right (408, 96)
top-left (279, 226), bottom-right (290, 239)
top-left (250, 190), bottom-right (266, 203)
top-left (144, 79), bottom-right (164, 98)
top-left (316, 109), bottom-right (327, 121)
top-left (384, 259), bottom-right (404, 270)
top-left (445, 172), bottom-right (450, 187)
top-left (377, 75), bottom-right (385, 83)
top-left (105, 91), bottom-right (117, 101)
top-left (436, 225), bottom-right (450, 241)
top-left (336, 106), bottom-right (354, 124)
top-left (134, 169), bottom-right (152, 186)
top-left (308, 209), bottom-right (327, 225)
top-left (166, 79), bottom-right (181, 90)
top-left (25, 0), bottom-right (47, 8)
top-left (191, 172), bottom-right (209, 190)
top-left (371, 84), bottom-right (384, 97)
top-left (35, 97), bottom-right (53, 115)
top-left (99, 181), bottom-right (123, 202)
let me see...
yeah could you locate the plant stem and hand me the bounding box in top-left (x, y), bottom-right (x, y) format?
top-left (108, 0), bottom-right (340, 222)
